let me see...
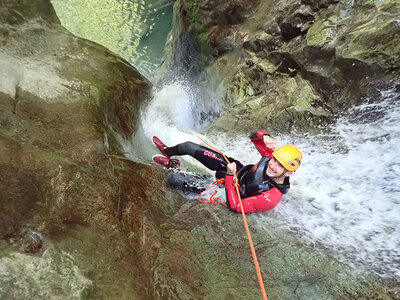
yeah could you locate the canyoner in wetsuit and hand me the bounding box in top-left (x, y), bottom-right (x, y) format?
top-left (152, 130), bottom-right (302, 213)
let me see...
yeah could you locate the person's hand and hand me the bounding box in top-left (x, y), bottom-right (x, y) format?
top-left (226, 162), bottom-right (237, 176)
top-left (263, 135), bottom-right (277, 150)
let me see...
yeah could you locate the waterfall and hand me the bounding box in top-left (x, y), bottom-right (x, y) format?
top-left (51, 0), bottom-right (400, 280)
top-left (267, 88), bottom-right (400, 279)
top-left (121, 79), bottom-right (221, 171)
top-left (125, 81), bottom-right (400, 279)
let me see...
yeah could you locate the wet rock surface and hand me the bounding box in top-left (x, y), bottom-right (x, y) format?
top-left (153, 203), bottom-right (394, 299)
top-left (0, 0), bottom-right (153, 298)
top-left (0, 243), bottom-right (92, 299)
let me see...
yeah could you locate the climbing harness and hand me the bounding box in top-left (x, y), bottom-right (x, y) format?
top-left (197, 136), bottom-right (269, 300)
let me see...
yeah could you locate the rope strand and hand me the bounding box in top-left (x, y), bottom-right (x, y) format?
top-left (197, 136), bottom-right (268, 300)
top-left (197, 178), bottom-right (227, 207)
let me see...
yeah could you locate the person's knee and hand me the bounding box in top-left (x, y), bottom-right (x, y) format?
top-left (177, 141), bottom-right (201, 156)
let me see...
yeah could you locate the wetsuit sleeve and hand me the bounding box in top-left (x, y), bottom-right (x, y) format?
top-left (249, 130), bottom-right (270, 139)
top-left (224, 175), bottom-right (282, 213)
top-left (249, 130), bottom-right (274, 158)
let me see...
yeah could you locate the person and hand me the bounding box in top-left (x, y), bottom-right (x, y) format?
top-left (152, 130), bottom-right (302, 213)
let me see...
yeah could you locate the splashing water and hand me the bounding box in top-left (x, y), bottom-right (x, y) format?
top-left (125, 82), bottom-right (400, 279)
top-left (121, 80), bottom-right (220, 170)
top-left (271, 89), bottom-right (400, 279)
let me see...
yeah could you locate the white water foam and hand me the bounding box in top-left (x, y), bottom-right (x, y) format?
top-left (121, 81), bottom-right (219, 172)
top-left (271, 89), bottom-right (400, 279)
top-left (124, 81), bottom-right (400, 279)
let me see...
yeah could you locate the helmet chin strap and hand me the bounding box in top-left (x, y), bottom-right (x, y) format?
top-left (270, 168), bottom-right (288, 182)
top-left (267, 158), bottom-right (288, 182)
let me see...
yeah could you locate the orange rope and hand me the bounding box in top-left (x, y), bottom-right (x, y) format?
top-left (197, 136), bottom-right (268, 300)
top-left (197, 178), bottom-right (227, 207)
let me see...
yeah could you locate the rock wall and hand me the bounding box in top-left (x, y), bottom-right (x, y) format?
top-left (146, 199), bottom-right (398, 299)
top-left (0, 0), bottom-right (157, 298)
top-left (162, 0), bottom-right (400, 133)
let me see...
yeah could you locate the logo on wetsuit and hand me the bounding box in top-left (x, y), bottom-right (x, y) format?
top-left (263, 192), bottom-right (271, 202)
top-left (203, 150), bottom-right (223, 161)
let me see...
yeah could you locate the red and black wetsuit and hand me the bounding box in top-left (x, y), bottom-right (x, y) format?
top-left (164, 130), bottom-right (290, 213)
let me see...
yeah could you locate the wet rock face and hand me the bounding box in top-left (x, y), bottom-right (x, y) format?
top-left (0, 0), bottom-right (152, 237)
top-left (146, 201), bottom-right (394, 299)
top-left (0, 0), bottom-right (153, 298)
top-left (0, 0), bottom-right (61, 25)
top-left (166, 0), bottom-right (400, 133)
top-left (0, 246), bottom-right (93, 299)
top-left (160, 0), bottom-right (260, 76)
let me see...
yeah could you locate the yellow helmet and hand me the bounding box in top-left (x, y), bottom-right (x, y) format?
top-left (272, 145), bottom-right (302, 171)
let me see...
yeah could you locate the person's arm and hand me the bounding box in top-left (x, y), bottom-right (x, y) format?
top-left (250, 130), bottom-right (276, 158)
top-left (224, 174), bottom-right (282, 213)
top-left (249, 130), bottom-right (269, 140)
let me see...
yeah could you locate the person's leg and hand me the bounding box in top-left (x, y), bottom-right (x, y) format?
top-left (165, 141), bottom-right (228, 171)
top-left (153, 137), bottom-right (244, 173)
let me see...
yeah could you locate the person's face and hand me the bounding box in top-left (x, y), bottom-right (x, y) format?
top-left (266, 157), bottom-right (291, 179)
